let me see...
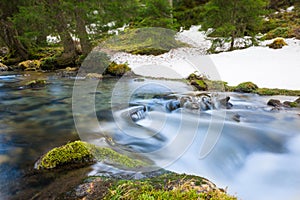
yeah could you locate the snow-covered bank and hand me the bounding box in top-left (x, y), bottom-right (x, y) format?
top-left (211, 38), bottom-right (300, 90)
top-left (111, 26), bottom-right (300, 90)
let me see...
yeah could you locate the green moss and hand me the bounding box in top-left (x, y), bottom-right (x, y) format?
top-left (265, 27), bottom-right (290, 39)
top-left (104, 61), bottom-right (131, 76)
top-left (103, 28), bottom-right (187, 55)
top-left (36, 141), bottom-right (148, 170)
top-left (288, 102), bottom-right (298, 108)
top-left (104, 172), bottom-right (236, 200)
top-left (89, 146), bottom-right (147, 168)
top-left (234, 82), bottom-right (258, 93)
top-left (256, 88), bottom-right (300, 96)
top-left (37, 141), bottom-right (93, 169)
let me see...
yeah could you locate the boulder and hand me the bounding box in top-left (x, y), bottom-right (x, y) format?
top-left (219, 96), bottom-right (233, 109)
top-left (234, 82), bottom-right (258, 93)
top-left (165, 100), bottom-right (180, 112)
top-left (0, 62), bottom-right (8, 71)
top-left (267, 99), bottom-right (282, 107)
top-left (104, 62), bottom-right (131, 76)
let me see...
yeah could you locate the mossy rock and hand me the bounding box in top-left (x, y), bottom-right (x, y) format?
top-left (25, 79), bottom-right (47, 88)
top-left (267, 38), bottom-right (288, 49)
top-left (234, 82), bottom-right (258, 93)
top-left (18, 60), bottom-right (41, 71)
top-left (104, 172), bottom-right (237, 200)
top-left (36, 141), bottom-right (148, 170)
top-left (36, 141), bottom-right (94, 170)
top-left (104, 61), bottom-right (131, 76)
top-left (187, 73), bottom-right (208, 91)
top-left (283, 101), bottom-right (298, 108)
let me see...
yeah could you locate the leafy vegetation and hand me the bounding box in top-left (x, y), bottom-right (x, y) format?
top-left (1, 0), bottom-right (299, 66)
top-left (201, 0), bottom-right (267, 50)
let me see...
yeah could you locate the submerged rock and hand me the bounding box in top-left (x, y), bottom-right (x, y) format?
top-left (219, 96), bottom-right (233, 109)
top-left (25, 79), bottom-right (47, 88)
top-left (165, 100), bottom-right (181, 112)
top-left (58, 67), bottom-right (79, 77)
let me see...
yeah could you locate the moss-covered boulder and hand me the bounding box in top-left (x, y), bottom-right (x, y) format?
top-left (0, 62), bottom-right (8, 71)
top-left (35, 141), bottom-right (94, 170)
top-left (267, 38), bottom-right (288, 49)
top-left (234, 82), bottom-right (258, 93)
top-left (283, 101), bottom-right (298, 108)
top-left (187, 73), bottom-right (208, 91)
top-left (104, 172), bottom-right (237, 200)
top-left (25, 79), bottom-right (47, 88)
top-left (104, 61), bottom-right (131, 76)
top-left (35, 141), bottom-right (148, 170)
top-left (18, 60), bottom-right (41, 71)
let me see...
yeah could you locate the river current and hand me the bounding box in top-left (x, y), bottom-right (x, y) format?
top-left (0, 72), bottom-right (299, 200)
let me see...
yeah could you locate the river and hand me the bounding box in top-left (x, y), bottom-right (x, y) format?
top-left (0, 72), bottom-right (299, 200)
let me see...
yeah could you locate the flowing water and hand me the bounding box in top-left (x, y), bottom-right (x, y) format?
top-left (0, 72), bottom-right (300, 200)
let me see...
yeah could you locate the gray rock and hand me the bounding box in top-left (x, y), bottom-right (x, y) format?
top-left (267, 99), bottom-right (282, 107)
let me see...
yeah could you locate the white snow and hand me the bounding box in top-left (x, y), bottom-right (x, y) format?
top-left (110, 26), bottom-right (300, 90)
top-left (211, 38), bottom-right (300, 90)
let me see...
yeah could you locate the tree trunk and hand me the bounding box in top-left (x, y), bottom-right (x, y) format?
top-left (74, 4), bottom-right (92, 56)
top-left (0, 19), bottom-right (29, 60)
top-left (48, 0), bottom-right (77, 66)
top-left (230, 33), bottom-right (235, 51)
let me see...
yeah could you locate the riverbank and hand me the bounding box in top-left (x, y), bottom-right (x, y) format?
top-left (111, 26), bottom-right (300, 90)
